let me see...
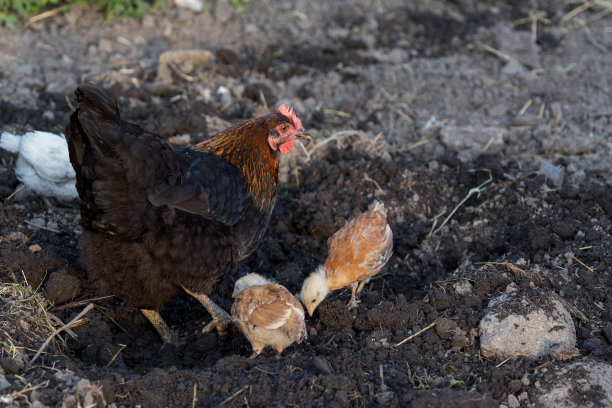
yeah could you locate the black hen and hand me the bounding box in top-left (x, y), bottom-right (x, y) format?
top-left (65, 83), bottom-right (309, 342)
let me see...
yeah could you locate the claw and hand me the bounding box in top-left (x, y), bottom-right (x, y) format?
top-left (201, 313), bottom-right (232, 335)
top-left (181, 285), bottom-right (232, 336)
top-left (347, 298), bottom-right (361, 310)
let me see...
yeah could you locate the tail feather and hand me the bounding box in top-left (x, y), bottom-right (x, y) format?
top-left (65, 82), bottom-right (185, 237)
top-left (65, 83), bottom-right (135, 234)
top-left (74, 82), bottom-right (120, 121)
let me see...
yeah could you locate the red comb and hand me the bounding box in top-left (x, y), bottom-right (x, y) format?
top-left (279, 104), bottom-right (303, 129)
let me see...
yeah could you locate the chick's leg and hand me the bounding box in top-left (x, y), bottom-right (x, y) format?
top-left (347, 282), bottom-right (360, 310)
top-left (141, 309), bottom-right (177, 344)
top-left (356, 280), bottom-right (367, 296)
top-left (347, 280), bottom-right (368, 310)
top-left (181, 286), bottom-right (232, 335)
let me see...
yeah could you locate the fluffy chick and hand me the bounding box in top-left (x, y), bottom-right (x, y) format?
top-left (232, 273), bottom-right (307, 358)
top-left (300, 201), bottom-right (393, 316)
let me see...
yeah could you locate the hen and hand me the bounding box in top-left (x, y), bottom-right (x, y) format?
top-left (65, 83), bottom-right (310, 343)
top-left (300, 201), bottom-right (393, 316)
top-left (231, 273), bottom-right (306, 358)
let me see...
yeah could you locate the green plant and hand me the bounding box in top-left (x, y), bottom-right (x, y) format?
top-left (92, 0), bottom-right (164, 21)
top-left (0, 0), bottom-right (163, 26)
top-left (228, 0), bottom-right (248, 11)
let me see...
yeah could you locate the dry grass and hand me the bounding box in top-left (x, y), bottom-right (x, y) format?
top-left (0, 282), bottom-right (63, 364)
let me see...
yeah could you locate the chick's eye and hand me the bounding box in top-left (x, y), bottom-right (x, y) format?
top-left (311, 299), bottom-right (316, 303)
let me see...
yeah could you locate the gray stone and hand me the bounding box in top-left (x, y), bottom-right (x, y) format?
top-left (502, 59), bottom-right (526, 76)
top-left (479, 292), bottom-right (578, 359)
top-left (313, 356), bottom-right (332, 375)
top-left (537, 360), bottom-right (612, 408)
top-left (0, 374), bottom-right (10, 392)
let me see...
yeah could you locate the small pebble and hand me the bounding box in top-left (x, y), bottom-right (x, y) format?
top-left (29, 244), bottom-right (42, 253)
top-left (507, 394), bottom-right (520, 408)
top-left (0, 374), bottom-right (10, 392)
top-left (521, 374), bottom-right (530, 386)
top-left (313, 356), bottom-right (332, 375)
top-left (374, 391), bottom-right (394, 405)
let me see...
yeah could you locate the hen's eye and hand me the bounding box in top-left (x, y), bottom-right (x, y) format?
top-left (280, 125), bottom-right (288, 132)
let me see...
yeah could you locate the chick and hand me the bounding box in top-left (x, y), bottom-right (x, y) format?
top-left (231, 273), bottom-right (307, 358)
top-left (300, 201), bottom-right (393, 316)
top-left (0, 131), bottom-right (77, 201)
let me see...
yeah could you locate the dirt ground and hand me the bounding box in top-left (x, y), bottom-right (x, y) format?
top-left (1, 0), bottom-right (611, 406)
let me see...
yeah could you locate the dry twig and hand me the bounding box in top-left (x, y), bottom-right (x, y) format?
top-left (394, 319), bottom-right (438, 347)
top-left (30, 303), bottom-right (94, 365)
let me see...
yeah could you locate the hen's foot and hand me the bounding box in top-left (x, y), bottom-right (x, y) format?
top-left (181, 286), bottom-right (232, 335)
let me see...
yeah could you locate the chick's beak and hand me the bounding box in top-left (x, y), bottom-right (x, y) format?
top-left (306, 306), bottom-right (314, 317)
top-left (295, 129), bottom-right (311, 142)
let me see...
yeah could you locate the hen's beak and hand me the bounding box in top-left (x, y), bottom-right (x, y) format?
top-left (295, 129), bottom-right (311, 142)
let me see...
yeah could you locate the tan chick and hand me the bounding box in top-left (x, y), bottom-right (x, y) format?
top-left (231, 273), bottom-right (307, 358)
top-left (300, 201), bottom-right (393, 316)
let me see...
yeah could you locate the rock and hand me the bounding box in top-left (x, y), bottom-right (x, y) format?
top-left (453, 280), bottom-right (473, 296)
top-left (440, 124), bottom-right (507, 162)
top-left (507, 394), bottom-right (519, 408)
top-left (313, 356), bottom-right (332, 375)
top-left (156, 49), bottom-right (215, 84)
top-left (539, 160), bottom-right (564, 189)
top-left (521, 374), bottom-right (530, 386)
top-left (374, 391), bottom-right (395, 405)
top-left (501, 59), bottom-right (526, 76)
top-left (29, 244), bottom-right (42, 253)
top-left (0, 374), bottom-right (10, 392)
top-left (479, 292), bottom-right (578, 359)
top-left (537, 360), bottom-right (612, 408)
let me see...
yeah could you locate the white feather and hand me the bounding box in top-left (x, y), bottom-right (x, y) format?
top-left (0, 131), bottom-right (77, 201)
top-left (0, 132), bottom-right (21, 153)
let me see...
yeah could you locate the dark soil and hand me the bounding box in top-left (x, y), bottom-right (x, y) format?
top-left (1, 0), bottom-right (611, 407)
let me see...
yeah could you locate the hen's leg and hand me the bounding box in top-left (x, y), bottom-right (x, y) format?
top-left (141, 309), bottom-right (177, 344)
top-left (347, 282), bottom-right (360, 310)
top-left (181, 286), bottom-right (232, 334)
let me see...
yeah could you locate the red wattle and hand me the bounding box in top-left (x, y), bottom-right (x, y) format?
top-left (279, 139), bottom-right (295, 154)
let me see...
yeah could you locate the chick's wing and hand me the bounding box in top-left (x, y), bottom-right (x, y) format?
top-left (233, 284), bottom-right (305, 331)
top-left (325, 205), bottom-right (393, 286)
